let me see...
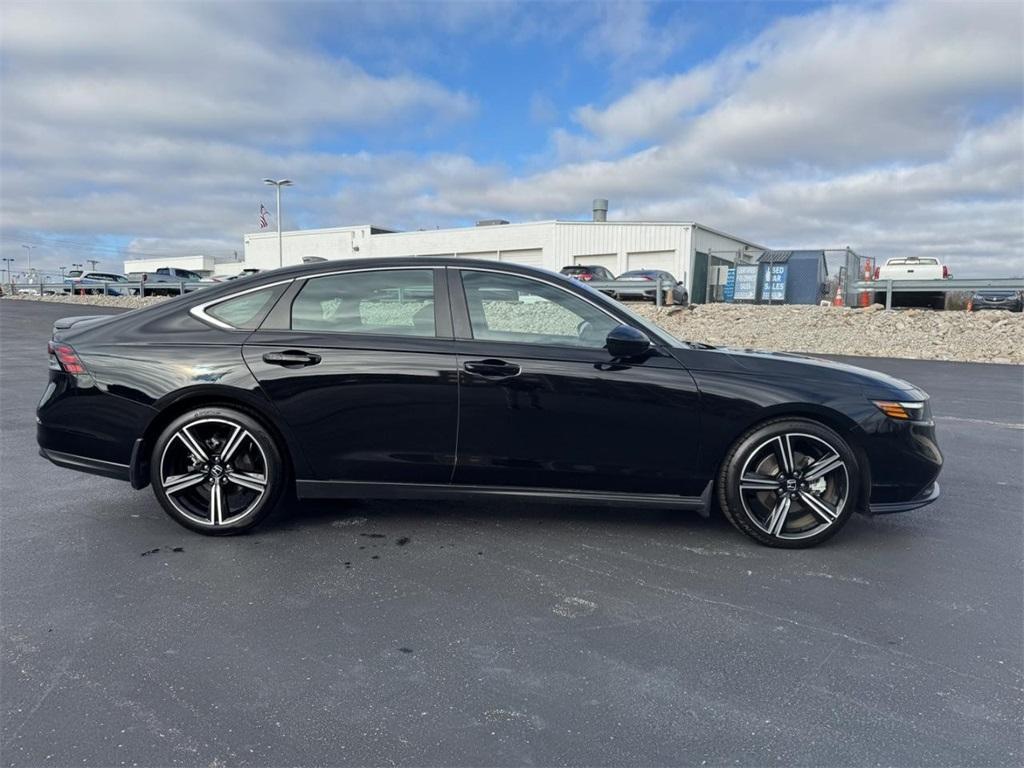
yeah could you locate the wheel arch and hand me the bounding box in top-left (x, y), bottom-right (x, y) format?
top-left (709, 404), bottom-right (872, 515)
top-left (131, 386), bottom-right (307, 490)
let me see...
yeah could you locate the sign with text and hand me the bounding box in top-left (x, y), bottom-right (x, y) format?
top-left (733, 265), bottom-right (759, 301)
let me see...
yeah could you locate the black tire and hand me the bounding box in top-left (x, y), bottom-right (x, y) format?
top-left (717, 417), bottom-right (859, 548)
top-left (150, 406), bottom-right (287, 535)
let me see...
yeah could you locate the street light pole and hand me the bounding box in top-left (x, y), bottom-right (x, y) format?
top-left (21, 244), bottom-right (34, 272)
top-left (263, 178), bottom-right (293, 269)
top-left (1, 258), bottom-right (13, 285)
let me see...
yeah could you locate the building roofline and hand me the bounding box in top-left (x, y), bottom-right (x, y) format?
top-left (243, 218), bottom-right (767, 250)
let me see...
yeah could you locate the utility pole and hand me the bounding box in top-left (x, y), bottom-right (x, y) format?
top-left (263, 178), bottom-right (293, 269)
top-left (1, 257), bottom-right (13, 285)
top-left (59, 266), bottom-right (67, 279)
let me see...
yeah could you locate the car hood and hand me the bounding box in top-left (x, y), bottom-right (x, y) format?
top-left (674, 346), bottom-right (927, 398)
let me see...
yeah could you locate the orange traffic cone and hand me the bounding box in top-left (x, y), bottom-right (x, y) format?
top-left (833, 284), bottom-right (844, 307)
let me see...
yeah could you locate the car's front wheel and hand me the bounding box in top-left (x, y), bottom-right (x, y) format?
top-left (150, 406), bottom-right (286, 535)
top-left (718, 418), bottom-right (858, 548)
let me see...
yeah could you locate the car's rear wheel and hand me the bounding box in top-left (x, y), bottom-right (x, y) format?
top-left (150, 407), bottom-right (286, 535)
top-left (718, 418), bottom-right (858, 548)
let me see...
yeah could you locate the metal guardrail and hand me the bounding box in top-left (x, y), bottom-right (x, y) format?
top-left (583, 277), bottom-right (676, 307)
top-left (3, 280), bottom-right (215, 297)
top-left (854, 278), bottom-right (1024, 309)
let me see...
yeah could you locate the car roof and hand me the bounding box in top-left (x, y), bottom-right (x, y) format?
top-left (247, 257), bottom-right (563, 282)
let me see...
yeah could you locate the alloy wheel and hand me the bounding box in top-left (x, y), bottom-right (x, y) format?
top-left (158, 418), bottom-right (269, 527)
top-left (737, 432), bottom-right (849, 541)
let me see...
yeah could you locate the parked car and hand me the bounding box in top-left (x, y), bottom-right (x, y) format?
top-left (615, 270), bottom-right (689, 305)
top-left (37, 258), bottom-right (942, 548)
top-left (967, 289), bottom-right (1023, 313)
top-left (560, 265), bottom-right (616, 283)
top-left (128, 267), bottom-right (204, 295)
top-left (872, 257), bottom-right (951, 310)
top-left (64, 270), bottom-right (135, 296)
top-left (212, 268), bottom-right (261, 283)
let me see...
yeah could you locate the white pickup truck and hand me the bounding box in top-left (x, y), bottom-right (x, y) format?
top-left (126, 266), bottom-right (205, 296)
top-left (873, 257), bottom-right (952, 309)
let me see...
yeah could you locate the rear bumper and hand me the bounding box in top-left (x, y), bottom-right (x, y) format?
top-left (39, 447), bottom-right (130, 482)
top-left (868, 481), bottom-right (940, 515)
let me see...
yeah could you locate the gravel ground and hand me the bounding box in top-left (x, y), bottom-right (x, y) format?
top-left (5, 293), bottom-right (1022, 364)
top-left (638, 302), bottom-right (1024, 364)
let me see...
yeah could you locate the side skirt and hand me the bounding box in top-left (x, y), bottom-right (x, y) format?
top-left (296, 480), bottom-right (707, 511)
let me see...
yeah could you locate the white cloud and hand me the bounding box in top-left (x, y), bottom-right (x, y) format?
top-left (0, 0), bottom-right (1021, 277)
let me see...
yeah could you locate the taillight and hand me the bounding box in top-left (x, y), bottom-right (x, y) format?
top-left (873, 267), bottom-right (880, 280)
top-left (48, 341), bottom-right (88, 375)
top-left (942, 265), bottom-right (949, 278)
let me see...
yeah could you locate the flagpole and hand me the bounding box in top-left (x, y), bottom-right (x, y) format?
top-left (263, 178), bottom-right (293, 270)
top-left (275, 185), bottom-right (282, 268)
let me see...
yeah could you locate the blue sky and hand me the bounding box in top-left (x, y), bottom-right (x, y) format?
top-left (1, 0), bottom-right (1021, 276)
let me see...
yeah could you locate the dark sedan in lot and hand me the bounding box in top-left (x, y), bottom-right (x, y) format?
top-left (615, 269), bottom-right (689, 305)
top-left (37, 258), bottom-right (942, 547)
top-left (968, 289), bottom-right (1023, 312)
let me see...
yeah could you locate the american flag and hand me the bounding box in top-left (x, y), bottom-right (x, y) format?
top-left (259, 204), bottom-right (270, 229)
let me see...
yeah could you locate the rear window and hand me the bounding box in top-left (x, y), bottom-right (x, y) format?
top-left (887, 258), bottom-right (938, 265)
top-left (206, 286), bottom-right (284, 330)
top-left (67, 270), bottom-right (83, 278)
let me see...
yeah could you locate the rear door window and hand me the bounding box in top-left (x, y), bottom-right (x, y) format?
top-left (291, 269), bottom-right (437, 337)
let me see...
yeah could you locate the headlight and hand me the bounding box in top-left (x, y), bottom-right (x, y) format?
top-left (872, 400), bottom-right (926, 420)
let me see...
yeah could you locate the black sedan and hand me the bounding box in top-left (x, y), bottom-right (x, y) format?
top-left (968, 289), bottom-right (1023, 312)
top-left (37, 258), bottom-right (942, 548)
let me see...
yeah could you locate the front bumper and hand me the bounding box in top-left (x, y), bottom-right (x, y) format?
top-left (868, 481), bottom-right (940, 514)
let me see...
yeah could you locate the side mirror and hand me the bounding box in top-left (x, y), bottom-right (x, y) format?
top-left (606, 324), bottom-right (651, 358)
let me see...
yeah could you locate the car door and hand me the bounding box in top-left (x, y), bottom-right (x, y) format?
top-left (448, 267), bottom-right (704, 496)
top-left (243, 267), bottom-right (459, 485)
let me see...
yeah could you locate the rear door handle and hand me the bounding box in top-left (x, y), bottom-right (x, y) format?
top-left (262, 350), bottom-right (322, 367)
top-left (463, 359), bottom-right (521, 379)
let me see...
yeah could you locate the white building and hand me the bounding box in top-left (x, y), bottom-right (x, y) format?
top-left (123, 254), bottom-right (243, 278)
top-left (240, 206), bottom-right (765, 303)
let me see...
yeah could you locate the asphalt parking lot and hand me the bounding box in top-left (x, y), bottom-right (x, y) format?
top-left (2, 299), bottom-right (1022, 767)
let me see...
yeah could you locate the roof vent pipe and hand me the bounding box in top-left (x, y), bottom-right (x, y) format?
top-left (592, 198), bottom-right (608, 222)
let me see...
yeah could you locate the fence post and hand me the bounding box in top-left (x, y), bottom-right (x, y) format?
top-left (103, 281), bottom-right (109, 296)
top-left (655, 277), bottom-right (663, 307)
top-left (885, 280), bottom-right (893, 310)
top-left (179, 281), bottom-right (184, 295)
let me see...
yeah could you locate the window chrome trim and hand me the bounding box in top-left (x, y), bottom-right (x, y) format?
top-left (189, 278), bottom-right (295, 330)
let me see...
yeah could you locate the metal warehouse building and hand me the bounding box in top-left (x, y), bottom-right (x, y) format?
top-left (239, 202), bottom-right (766, 304)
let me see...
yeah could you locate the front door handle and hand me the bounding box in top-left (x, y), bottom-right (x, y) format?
top-left (463, 359), bottom-right (521, 379)
top-left (262, 350), bottom-right (322, 367)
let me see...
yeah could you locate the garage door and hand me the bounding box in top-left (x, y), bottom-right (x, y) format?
top-left (573, 253), bottom-right (618, 272)
top-left (458, 251), bottom-right (499, 261)
top-left (499, 248), bottom-right (544, 268)
top-left (626, 250), bottom-right (676, 274)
